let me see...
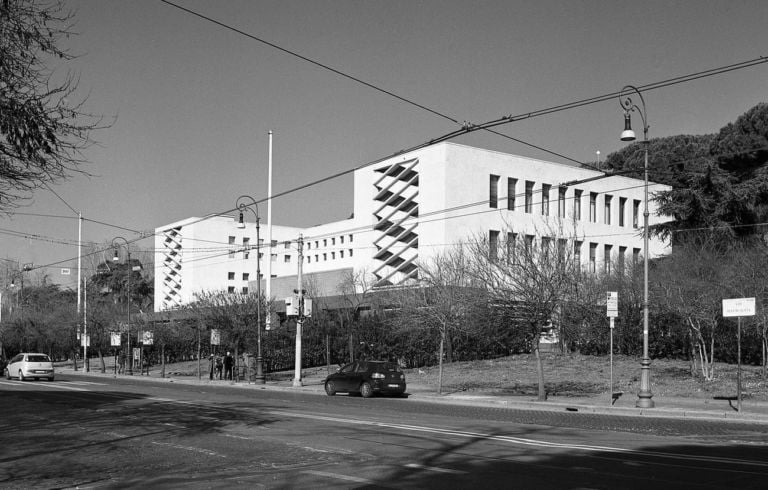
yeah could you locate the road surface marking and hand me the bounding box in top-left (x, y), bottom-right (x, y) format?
top-left (152, 441), bottom-right (225, 457)
top-left (302, 470), bottom-right (372, 484)
top-left (269, 410), bottom-right (768, 469)
top-left (405, 463), bottom-right (466, 474)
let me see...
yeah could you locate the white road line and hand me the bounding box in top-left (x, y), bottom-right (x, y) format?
top-left (151, 441), bottom-right (225, 457)
top-left (302, 470), bottom-right (373, 484)
top-left (405, 463), bottom-right (467, 474)
top-left (268, 410), bottom-right (768, 469)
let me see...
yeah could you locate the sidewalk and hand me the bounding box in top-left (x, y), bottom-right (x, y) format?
top-left (57, 364), bottom-right (768, 423)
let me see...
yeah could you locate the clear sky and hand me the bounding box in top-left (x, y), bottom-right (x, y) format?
top-left (2, 0), bottom-right (767, 289)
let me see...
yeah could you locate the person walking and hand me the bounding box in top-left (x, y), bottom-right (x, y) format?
top-left (224, 351), bottom-right (234, 381)
top-left (215, 355), bottom-right (223, 380)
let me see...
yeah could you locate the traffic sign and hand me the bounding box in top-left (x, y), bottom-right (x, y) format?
top-left (606, 291), bottom-right (618, 317)
top-left (722, 297), bottom-right (755, 317)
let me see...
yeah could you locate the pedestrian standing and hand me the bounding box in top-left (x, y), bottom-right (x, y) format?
top-left (215, 355), bottom-right (223, 380)
top-left (224, 351), bottom-right (234, 380)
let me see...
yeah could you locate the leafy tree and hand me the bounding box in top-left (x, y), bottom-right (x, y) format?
top-left (710, 103), bottom-right (768, 237)
top-left (0, 0), bottom-right (105, 209)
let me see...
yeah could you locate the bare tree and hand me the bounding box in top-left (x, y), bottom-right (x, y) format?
top-left (468, 226), bottom-right (580, 401)
top-left (653, 236), bottom-right (730, 380)
top-left (1, 0), bottom-right (107, 209)
top-left (187, 290), bottom-right (260, 380)
top-left (335, 269), bottom-right (375, 363)
top-left (392, 245), bottom-right (482, 394)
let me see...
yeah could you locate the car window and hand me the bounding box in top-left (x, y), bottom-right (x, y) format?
top-left (11, 355), bottom-right (22, 363)
top-left (356, 362), bottom-right (369, 373)
top-left (371, 362), bottom-right (401, 372)
top-left (339, 363), bottom-right (356, 374)
top-left (27, 355), bottom-right (50, 363)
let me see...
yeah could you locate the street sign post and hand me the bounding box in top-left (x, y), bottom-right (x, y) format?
top-left (607, 291), bottom-right (618, 405)
top-left (722, 297), bottom-right (755, 412)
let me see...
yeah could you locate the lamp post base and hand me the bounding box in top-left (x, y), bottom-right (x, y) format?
top-left (636, 357), bottom-right (654, 408)
top-left (254, 355), bottom-right (265, 384)
top-left (292, 378), bottom-right (303, 388)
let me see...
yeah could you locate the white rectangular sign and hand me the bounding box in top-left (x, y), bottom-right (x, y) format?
top-left (606, 291), bottom-right (618, 317)
top-left (722, 297), bottom-right (755, 317)
top-left (111, 332), bottom-right (121, 347)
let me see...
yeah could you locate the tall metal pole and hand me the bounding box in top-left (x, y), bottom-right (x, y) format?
top-left (619, 85), bottom-right (654, 408)
top-left (112, 238), bottom-right (133, 376)
top-left (237, 196), bottom-right (265, 383)
top-left (254, 208), bottom-right (264, 383)
top-left (266, 130), bottom-right (273, 330)
top-left (293, 234), bottom-right (304, 387)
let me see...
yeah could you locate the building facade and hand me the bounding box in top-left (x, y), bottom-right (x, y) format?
top-left (153, 143), bottom-right (671, 311)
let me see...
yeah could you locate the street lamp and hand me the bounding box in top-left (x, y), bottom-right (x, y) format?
top-left (236, 195), bottom-right (266, 384)
top-left (619, 85), bottom-right (654, 408)
top-left (112, 237), bottom-right (133, 376)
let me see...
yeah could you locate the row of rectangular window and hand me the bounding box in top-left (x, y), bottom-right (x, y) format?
top-left (489, 175), bottom-right (642, 227)
top-left (306, 248), bottom-right (354, 263)
top-left (488, 229), bottom-right (641, 273)
top-left (306, 234), bottom-right (354, 251)
top-left (228, 236), bottom-right (293, 259)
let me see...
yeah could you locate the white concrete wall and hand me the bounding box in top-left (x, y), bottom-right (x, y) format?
top-left (155, 142), bottom-right (673, 310)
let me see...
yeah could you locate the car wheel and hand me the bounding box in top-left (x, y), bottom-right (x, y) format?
top-left (4, 369), bottom-right (9, 380)
top-left (48, 377), bottom-right (54, 382)
top-left (324, 381), bottom-right (337, 396)
top-left (360, 381), bottom-right (373, 398)
top-left (19, 370), bottom-right (26, 382)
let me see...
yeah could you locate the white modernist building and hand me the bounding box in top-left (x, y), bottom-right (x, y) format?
top-left (153, 143), bottom-right (671, 312)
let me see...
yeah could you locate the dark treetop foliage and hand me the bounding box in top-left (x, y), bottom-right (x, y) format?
top-left (604, 103), bottom-right (768, 243)
top-left (0, 0), bottom-right (104, 210)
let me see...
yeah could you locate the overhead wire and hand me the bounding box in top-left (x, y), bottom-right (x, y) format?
top-left (156, 0), bottom-right (588, 167)
top-left (8, 55), bottom-right (768, 274)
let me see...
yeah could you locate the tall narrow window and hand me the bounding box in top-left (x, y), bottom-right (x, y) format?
top-left (541, 184), bottom-right (551, 216)
top-left (557, 238), bottom-right (567, 260)
top-left (541, 236), bottom-right (552, 258)
top-left (574, 240), bottom-right (583, 266)
top-left (604, 195), bottom-right (612, 225)
top-left (633, 247), bottom-right (641, 265)
top-left (507, 178), bottom-right (517, 211)
top-left (228, 236), bottom-right (235, 258)
top-left (489, 174), bottom-right (500, 208)
top-left (633, 200), bottom-right (641, 228)
top-left (574, 189), bottom-right (583, 220)
top-left (589, 243), bottom-right (597, 273)
top-left (507, 232), bottom-right (517, 263)
top-left (489, 230), bottom-right (500, 262)
top-left (619, 197), bottom-right (627, 227)
top-left (618, 246), bottom-right (627, 273)
top-left (525, 234), bottom-right (534, 255)
top-left (525, 181), bottom-right (534, 214)
top-left (604, 244), bottom-right (612, 274)
top-left (558, 187), bottom-right (566, 218)
top-left (243, 237), bottom-right (250, 259)
top-left (589, 193), bottom-right (597, 222)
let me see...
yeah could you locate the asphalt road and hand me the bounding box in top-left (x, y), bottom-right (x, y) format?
top-left (1, 374), bottom-right (767, 489)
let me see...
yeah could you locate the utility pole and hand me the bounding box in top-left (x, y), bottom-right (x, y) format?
top-left (292, 234), bottom-right (304, 387)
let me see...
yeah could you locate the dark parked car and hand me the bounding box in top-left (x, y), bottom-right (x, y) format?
top-left (324, 360), bottom-right (406, 398)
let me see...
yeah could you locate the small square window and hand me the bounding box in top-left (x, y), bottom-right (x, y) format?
top-left (228, 272), bottom-right (235, 280)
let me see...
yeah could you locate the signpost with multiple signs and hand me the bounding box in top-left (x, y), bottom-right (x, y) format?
top-left (722, 297), bottom-right (755, 412)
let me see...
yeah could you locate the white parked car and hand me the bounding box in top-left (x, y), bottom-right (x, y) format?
top-left (4, 353), bottom-right (55, 381)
